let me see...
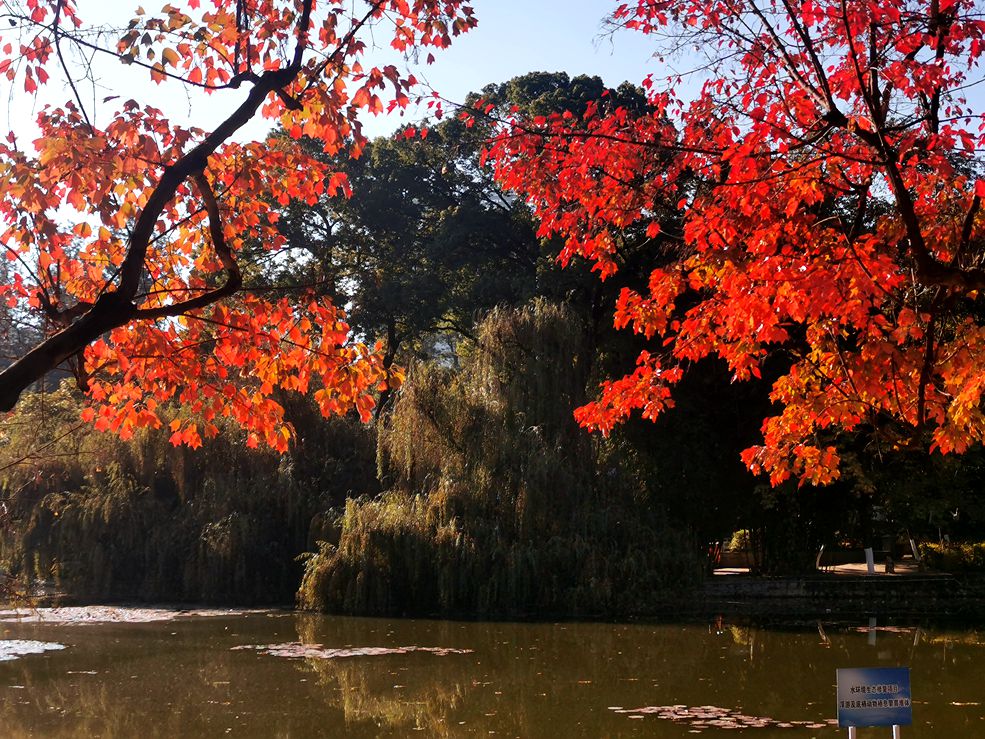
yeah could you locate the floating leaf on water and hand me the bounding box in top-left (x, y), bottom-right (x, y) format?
top-left (610, 704), bottom-right (828, 730)
top-left (231, 642), bottom-right (474, 660)
top-left (0, 606), bottom-right (268, 624)
top-left (0, 640), bottom-right (67, 662)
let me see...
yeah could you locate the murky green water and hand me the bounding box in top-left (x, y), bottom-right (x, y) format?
top-left (0, 610), bottom-right (982, 737)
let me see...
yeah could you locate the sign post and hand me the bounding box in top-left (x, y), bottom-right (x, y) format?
top-left (836, 667), bottom-right (912, 736)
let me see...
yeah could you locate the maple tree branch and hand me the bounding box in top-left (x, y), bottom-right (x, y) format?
top-left (776, 0), bottom-right (834, 107)
top-left (957, 195), bottom-right (981, 262)
top-left (0, 289), bottom-right (138, 412)
top-left (274, 87), bottom-right (304, 111)
top-left (118, 0), bottom-right (376, 302)
top-left (888, 355), bottom-right (907, 421)
top-left (0, 0), bottom-right (328, 411)
top-left (118, 59), bottom-right (310, 298)
top-left (744, 0), bottom-right (828, 110)
top-left (52, 0), bottom-right (93, 134)
top-left (924, 0), bottom-right (952, 135)
top-left (1, 13), bottom-right (228, 91)
top-left (181, 312), bottom-right (351, 364)
top-left (865, 23), bottom-right (881, 124)
top-left (917, 290), bottom-right (946, 428)
top-left (839, 0), bottom-right (876, 124)
top-left (134, 172), bottom-right (242, 320)
top-left (847, 180), bottom-right (870, 242)
top-left (820, 5), bottom-right (985, 296)
top-left (2, 244), bottom-right (42, 290)
top-left (487, 120), bottom-right (716, 157)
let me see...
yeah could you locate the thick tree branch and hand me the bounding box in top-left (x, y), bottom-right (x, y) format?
top-left (134, 172), bottom-right (242, 320)
top-left (0, 290), bottom-right (138, 411)
top-left (0, 0), bottom-right (331, 411)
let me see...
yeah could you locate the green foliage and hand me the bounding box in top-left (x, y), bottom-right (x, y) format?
top-left (918, 542), bottom-right (985, 573)
top-left (272, 118), bottom-right (544, 384)
top-left (840, 445), bottom-right (985, 542)
top-left (273, 72), bottom-right (652, 379)
top-left (299, 301), bottom-right (702, 617)
top-left (727, 530), bottom-right (752, 552)
top-left (473, 71), bottom-right (650, 121)
top-left (0, 384), bottom-right (377, 604)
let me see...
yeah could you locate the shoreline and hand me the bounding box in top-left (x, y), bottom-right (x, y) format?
top-left (4, 570), bottom-right (985, 623)
top-left (698, 570), bottom-right (985, 618)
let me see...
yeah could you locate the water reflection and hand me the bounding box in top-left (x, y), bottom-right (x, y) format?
top-left (0, 610), bottom-right (981, 737)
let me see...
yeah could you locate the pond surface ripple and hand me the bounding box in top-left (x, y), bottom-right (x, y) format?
top-left (0, 608), bottom-right (982, 737)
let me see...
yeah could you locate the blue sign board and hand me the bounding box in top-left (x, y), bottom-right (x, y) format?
top-left (836, 667), bottom-right (912, 727)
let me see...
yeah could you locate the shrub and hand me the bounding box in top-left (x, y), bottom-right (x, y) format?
top-left (918, 542), bottom-right (985, 573)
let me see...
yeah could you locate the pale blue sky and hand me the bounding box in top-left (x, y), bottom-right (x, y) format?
top-left (361, 1), bottom-right (659, 137)
top-left (400, 2), bottom-right (655, 95)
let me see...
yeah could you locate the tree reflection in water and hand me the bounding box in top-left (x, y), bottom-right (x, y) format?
top-left (0, 611), bottom-right (981, 737)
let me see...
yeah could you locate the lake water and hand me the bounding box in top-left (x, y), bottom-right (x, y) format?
top-left (0, 609), bottom-right (982, 737)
